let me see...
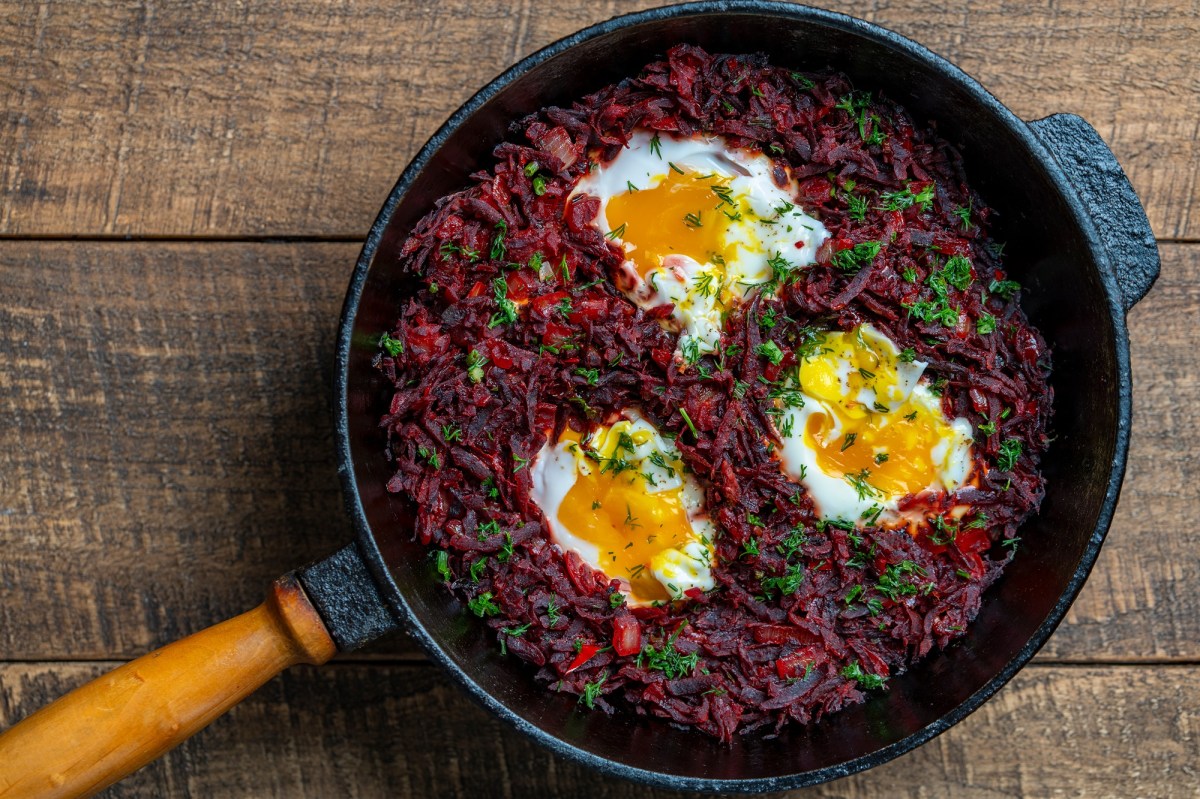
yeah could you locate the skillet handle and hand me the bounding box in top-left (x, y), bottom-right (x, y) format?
top-left (1027, 113), bottom-right (1160, 312)
top-left (0, 574), bottom-right (335, 799)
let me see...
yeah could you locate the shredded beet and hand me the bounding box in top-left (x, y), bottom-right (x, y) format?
top-left (374, 45), bottom-right (1052, 741)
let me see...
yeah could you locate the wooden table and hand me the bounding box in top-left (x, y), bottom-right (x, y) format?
top-left (1, 1), bottom-right (1197, 796)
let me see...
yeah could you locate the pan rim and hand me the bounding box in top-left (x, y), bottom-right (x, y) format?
top-left (332, 1), bottom-right (1133, 791)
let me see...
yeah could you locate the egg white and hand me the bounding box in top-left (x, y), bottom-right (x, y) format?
top-left (775, 325), bottom-right (975, 526)
top-left (778, 384), bottom-right (974, 525)
top-left (529, 411), bottom-right (717, 604)
top-left (573, 130), bottom-right (829, 358)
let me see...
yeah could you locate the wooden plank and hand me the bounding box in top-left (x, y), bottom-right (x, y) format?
top-left (1038, 239), bottom-right (1200, 659)
top-left (0, 241), bottom-right (1196, 661)
top-left (0, 0), bottom-right (1194, 239)
top-left (0, 241), bottom-right (380, 657)
top-left (0, 662), bottom-right (1195, 797)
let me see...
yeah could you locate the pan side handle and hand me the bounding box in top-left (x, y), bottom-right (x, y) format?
top-left (1027, 113), bottom-right (1160, 312)
top-left (0, 574), bottom-right (336, 799)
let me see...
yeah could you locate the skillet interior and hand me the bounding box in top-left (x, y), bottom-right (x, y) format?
top-left (339, 4), bottom-right (1127, 789)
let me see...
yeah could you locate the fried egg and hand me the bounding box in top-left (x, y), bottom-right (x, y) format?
top-left (573, 131), bottom-right (829, 358)
top-left (529, 411), bottom-right (716, 605)
top-left (775, 324), bottom-right (974, 526)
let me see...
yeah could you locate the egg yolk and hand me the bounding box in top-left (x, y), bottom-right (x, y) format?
top-left (604, 169), bottom-right (740, 278)
top-left (798, 329), bottom-right (957, 497)
top-left (555, 428), bottom-right (693, 603)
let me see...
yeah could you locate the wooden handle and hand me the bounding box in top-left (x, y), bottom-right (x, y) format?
top-left (0, 574), bottom-right (336, 799)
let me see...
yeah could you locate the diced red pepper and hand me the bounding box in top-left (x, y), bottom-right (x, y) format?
top-left (484, 339), bottom-right (514, 370)
top-left (529, 290), bottom-right (569, 317)
top-left (505, 269), bottom-right (537, 301)
top-left (798, 176), bottom-right (832, 205)
top-left (406, 327), bottom-right (448, 364)
top-left (569, 294), bottom-right (608, 323)
top-left (542, 320), bottom-right (573, 346)
top-left (956, 525), bottom-right (990, 553)
top-left (1015, 327), bottom-right (1041, 367)
top-left (776, 654), bottom-right (809, 680)
top-left (566, 642), bottom-right (602, 673)
top-left (931, 231), bottom-right (971, 257)
top-left (775, 645), bottom-right (825, 679)
top-left (611, 613), bottom-right (641, 657)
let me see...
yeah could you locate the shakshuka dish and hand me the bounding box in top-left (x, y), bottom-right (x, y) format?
top-left (373, 45), bottom-right (1052, 741)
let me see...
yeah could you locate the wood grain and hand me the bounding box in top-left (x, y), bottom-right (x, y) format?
top-left (0, 0), bottom-right (1195, 240)
top-left (0, 240), bottom-right (1196, 662)
top-left (0, 241), bottom-right (361, 659)
top-left (1, 1), bottom-right (1194, 794)
top-left (0, 662), bottom-right (1195, 798)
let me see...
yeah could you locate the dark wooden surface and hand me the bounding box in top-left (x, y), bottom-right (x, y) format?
top-left (1, 1), bottom-right (1197, 796)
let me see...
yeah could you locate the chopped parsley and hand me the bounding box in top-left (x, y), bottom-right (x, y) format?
top-left (378, 332), bottom-right (404, 356)
top-left (756, 340), bottom-right (784, 365)
top-left (840, 660), bottom-right (887, 690)
top-left (579, 672), bottom-right (607, 709)
top-left (761, 561), bottom-right (805, 596)
top-left (417, 446), bottom-right (440, 469)
top-left (879, 183), bottom-right (935, 212)
top-left (638, 625), bottom-right (699, 679)
top-left (941, 254), bottom-right (974, 290)
top-left (905, 255), bottom-right (971, 327)
top-left (845, 468), bottom-right (881, 500)
top-left (435, 550), bottom-right (451, 581)
top-left (777, 526), bottom-right (808, 561)
top-left (989, 278), bottom-right (1021, 299)
top-left (766, 251), bottom-right (798, 284)
top-left (875, 560), bottom-right (927, 600)
top-left (490, 220), bottom-right (508, 260)
top-left (952, 199), bottom-right (973, 230)
top-left (997, 438), bottom-right (1023, 471)
top-left (439, 241), bottom-right (479, 262)
top-left (467, 591), bottom-right (500, 617)
top-left (487, 277), bottom-right (518, 328)
top-left (846, 192), bottom-right (869, 222)
top-left (649, 132), bottom-right (662, 158)
top-left (831, 241), bottom-right (882, 273)
top-left (466, 348), bottom-right (487, 383)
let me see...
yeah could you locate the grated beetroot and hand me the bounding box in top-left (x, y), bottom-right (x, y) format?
top-left (375, 45), bottom-right (1052, 741)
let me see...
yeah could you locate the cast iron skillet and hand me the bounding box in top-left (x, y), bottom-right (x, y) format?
top-left (0, 2), bottom-right (1159, 795)
top-left (325, 0), bottom-right (1160, 791)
